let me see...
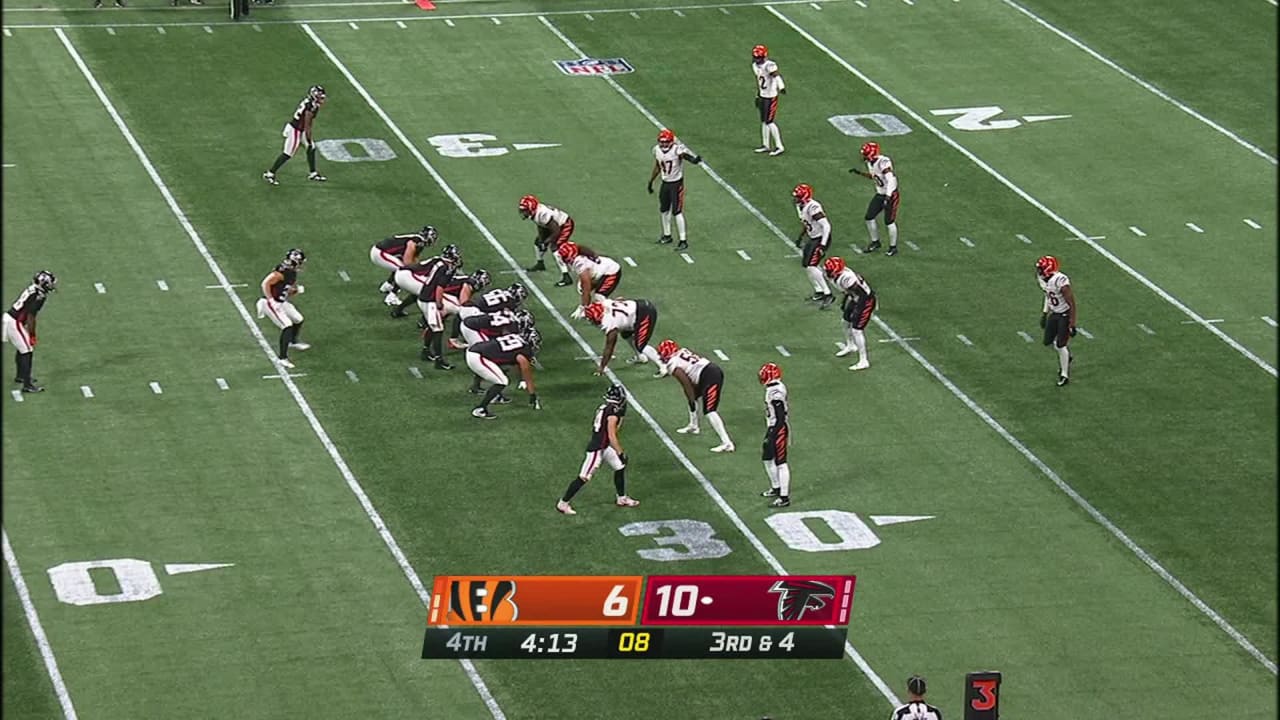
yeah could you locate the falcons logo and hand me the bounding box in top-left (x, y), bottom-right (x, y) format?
top-left (769, 579), bottom-right (836, 621)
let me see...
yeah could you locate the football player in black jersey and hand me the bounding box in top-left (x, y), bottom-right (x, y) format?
top-left (557, 384), bottom-right (640, 515)
top-left (441, 269), bottom-right (491, 348)
top-left (4, 271), bottom-right (56, 393)
top-left (453, 282), bottom-right (527, 348)
top-left (466, 326), bottom-right (541, 419)
top-left (255, 249), bottom-right (309, 369)
top-left (371, 225), bottom-right (437, 305)
top-left (263, 85), bottom-right (327, 186)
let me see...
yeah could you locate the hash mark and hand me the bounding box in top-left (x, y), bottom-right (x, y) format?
top-left (215, 377), bottom-right (229, 390)
top-left (630, 11), bottom-right (640, 18)
top-left (623, 256), bottom-right (637, 267)
top-left (445, 18), bottom-right (455, 26)
top-left (1076, 327), bottom-right (1094, 339)
top-left (1129, 226), bottom-right (1147, 237)
top-left (345, 370), bottom-right (360, 383)
top-left (253, 24), bottom-right (262, 31)
top-left (877, 336), bottom-right (919, 343)
top-left (959, 236), bottom-right (975, 248)
top-left (396, 20), bottom-right (406, 27)
top-left (3, 28), bottom-right (10, 36)
top-left (490, 16), bottom-right (501, 24)
top-left (673, 8), bottom-right (684, 15)
top-left (737, 249), bottom-right (752, 261)
top-left (80, 386), bottom-right (93, 398)
top-left (902, 0), bottom-right (915, 4)
top-left (348, 21), bottom-right (359, 29)
top-left (11, 390), bottom-right (22, 403)
top-left (810, 1), bottom-right (821, 7)
top-left (338, 270), bottom-right (351, 282)
top-left (408, 366), bottom-right (423, 378)
top-left (713, 349), bottom-right (730, 361)
top-left (956, 334), bottom-right (973, 346)
top-left (775, 345), bottom-right (791, 357)
top-left (94, 282), bottom-right (106, 294)
top-left (1185, 222), bottom-right (1204, 233)
top-left (1262, 316), bottom-right (1277, 328)
top-left (205, 283), bottom-right (248, 289)
top-left (262, 373), bottom-right (308, 379)
top-left (156, 280), bottom-right (169, 291)
top-left (203, 25), bottom-right (212, 33)
top-left (1137, 323), bottom-right (1156, 335)
top-left (1244, 218), bottom-right (1262, 229)
top-left (855, 0), bottom-right (867, 5)
top-left (720, 6), bottom-right (731, 12)
top-left (1017, 331), bottom-right (1034, 343)
top-left (1016, 233), bottom-right (1032, 244)
top-left (905, 240), bottom-right (920, 251)
top-left (157, 26), bottom-right (165, 34)
top-left (1181, 319), bottom-right (1224, 324)
top-left (680, 252), bottom-right (694, 264)
top-left (149, 382), bottom-right (163, 395)
top-left (583, 13), bottom-right (593, 20)
top-left (105, 26), bottom-right (115, 35)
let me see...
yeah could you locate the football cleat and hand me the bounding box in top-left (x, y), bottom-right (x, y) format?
top-left (835, 344), bottom-right (855, 358)
top-left (761, 487), bottom-right (781, 498)
top-left (1057, 375), bottom-right (1070, 387)
top-left (262, 171), bottom-right (279, 186)
top-left (864, 240), bottom-right (882, 254)
top-left (384, 292), bottom-right (401, 306)
top-left (769, 496), bottom-right (792, 508)
top-left (657, 234), bottom-right (674, 245)
top-left (378, 281), bottom-right (394, 293)
top-left (850, 360), bottom-right (870, 371)
top-left (885, 245), bottom-right (899, 257)
top-left (528, 260), bottom-right (546, 272)
top-left (556, 500), bottom-right (577, 515)
top-left (652, 365), bottom-right (670, 379)
top-left (289, 342), bottom-right (311, 351)
top-left (753, 146), bottom-right (770, 154)
top-left (556, 273), bottom-right (574, 287)
top-left (792, 183), bottom-right (813, 205)
top-left (676, 424), bottom-right (700, 435)
top-left (307, 172), bottom-right (327, 182)
top-left (818, 294), bottom-right (835, 309)
top-left (711, 442), bottom-right (736, 453)
top-left (277, 358), bottom-right (295, 369)
top-left (616, 496), bottom-right (641, 508)
top-left (806, 292), bottom-right (825, 303)
top-left (769, 147), bottom-right (785, 157)
top-left (1036, 255), bottom-right (1060, 279)
top-left (434, 358), bottom-right (454, 371)
top-left (21, 383), bottom-right (44, 393)
top-left (492, 394), bottom-right (512, 404)
top-left (472, 407), bottom-right (497, 420)
top-left (416, 317), bottom-right (428, 330)
top-left (675, 239), bottom-right (688, 252)
top-left (758, 362), bottom-right (782, 384)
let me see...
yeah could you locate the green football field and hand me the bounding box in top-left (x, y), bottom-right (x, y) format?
top-left (3, 0), bottom-right (1276, 717)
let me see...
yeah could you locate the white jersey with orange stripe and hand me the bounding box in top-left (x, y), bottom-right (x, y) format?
top-left (797, 198), bottom-right (831, 242)
top-left (866, 154), bottom-right (897, 196)
top-left (664, 347), bottom-right (711, 385)
top-left (654, 141), bottom-right (692, 182)
top-left (532, 203), bottom-right (570, 229)
top-left (834, 268), bottom-right (873, 298)
top-left (753, 59), bottom-right (783, 98)
top-left (1039, 271), bottom-right (1071, 314)
top-left (571, 254), bottom-right (621, 280)
top-left (599, 299), bottom-right (640, 334)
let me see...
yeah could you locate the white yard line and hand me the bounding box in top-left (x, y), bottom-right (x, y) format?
top-left (1182, 318), bottom-right (1224, 325)
top-left (768, 6), bottom-right (1276, 380)
top-left (309, 20), bottom-right (901, 708)
top-left (56, 28), bottom-right (507, 719)
top-left (205, 283), bottom-right (248, 288)
top-left (1000, 0), bottom-right (1277, 165)
top-left (3, 531), bottom-right (78, 719)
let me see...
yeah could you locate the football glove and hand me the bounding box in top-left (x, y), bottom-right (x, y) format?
top-left (1040, 313), bottom-right (1047, 329)
top-left (689, 155), bottom-right (703, 165)
top-left (647, 183), bottom-right (654, 195)
top-left (780, 87), bottom-right (787, 95)
top-left (1069, 326), bottom-right (1078, 337)
top-left (571, 305), bottom-right (586, 320)
top-left (295, 284), bottom-right (305, 295)
top-left (618, 452), bottom-right (629, 466)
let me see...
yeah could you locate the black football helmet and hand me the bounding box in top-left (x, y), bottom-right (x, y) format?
top-left (309, 84), bottom-right (326, 101)
top-left (509, 282), bottom-right (529, 302)
top-left (469, 269), bottom-right (491, 290)
top-left (282, 248), bottom-right (307, 270)
top-left (522, 326), bottom-right (542, 354)
top-left (440, 244), bottom-right (461, 266)
top-left (33, 271), bottom-right (57, 293)
top-left (604, 384), bottom-right (627, 409)
top-left (513, 309), bottom-right (535, 332)
top-left (418, 226), bottom-right (439, 246)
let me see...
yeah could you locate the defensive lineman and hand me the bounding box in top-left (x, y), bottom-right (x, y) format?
top-left (1036, 255), bottom-right (1077, 387)
top-left (582, 299), bottom-right (663, 374)
top-left (792, 184), bottom-right (835, 308)
top-left (824, 257), bottom-right (876, 371)
top-left (850, 142), bottom-right (901, 256)
top-left (758, 362), bottom-right (792, 507)
top-left (519, 195), bottom-right (576, 287)
top-left (256, 249), bottom-right (310, 369)
top-left (557, 384), bottom-right (641, 515)
top-left (648, 128), bottom-right (703, 251)
top-left (559, 242), bottom-right (623, 314)
top-left (751, 45), bottom-right (786, 156)
top-left (263, 85), bottom-right (327, 186)
top-left (656, 340), bottom-right (735, 453)
top-left (3, 271), bottom-right (57, 393)
top-left (890, 676), bottom-right (943, 720)
top-left (370, 225), bottom-right (437, 306)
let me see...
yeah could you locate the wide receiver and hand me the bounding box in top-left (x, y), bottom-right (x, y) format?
top-left (255, 249), bottom-right (310, 370)
top-left (849, 142), bottom-right (901, 256)
top-left (1036, 255), bottom-right (1077, 387)
top-left (647, 128), bottom-right (702, 251)
top-left (3, 270), bottom-right (57, 393)
top-left (263, 85), bottom-right (327, 186)
top-left (582, 299), bottom-right (662, 374)
top-left (824, 257), bottom-right (876, 371)
top-left (792, 184), bottom-right (834, 308)
top-left (656, 340), bottom-right (735, 453)
top-left (519, 195), bottom-right (576, 287)
top-left (370, 225), bottom-right (437, 306)
top-left (758, 362), bottom-right (793, 508)
top-left (556, 384), bottom-right (641, 515)
top-left (751, 45), bottom-right (786, 156)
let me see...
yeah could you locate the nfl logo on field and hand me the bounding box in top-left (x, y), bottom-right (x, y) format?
top-left (555, 57), bottom-right (635, 76)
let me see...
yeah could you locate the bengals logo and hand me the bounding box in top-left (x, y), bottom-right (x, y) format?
top-left (446, 579), bottom-right (519, 624)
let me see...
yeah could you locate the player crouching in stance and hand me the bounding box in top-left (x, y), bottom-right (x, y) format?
top-left (557, 384), bottom-right (641, 515)
top-left (656, 340), bottom-right (735, 453)
top-left (582, 299), bottom-right (662, 374)
top-left (758, 362), bottom-right (792, 508)
top-left (850, 142), bottom-right (900, 256)
top-left (462, 309), bottom-right (534, 398)
top-left (559, 242), bottom-right (623, 316)
top-left (256, 249), bottom-right (310, 369)
top-left (1036, 255), bottom-right (1077, 387)
top-left (466, 326), bottom-right (542, 420)
top-left (518, 194), bottom-right (576, 287)
top-left (455, 282), bottom-right (528, 350)
top-left (370, 225), bottom-right (437, 306)
top-left (438, 269), bottom-right (490, 343)
top-left (792, 184), bottom-right (835, 308)
top-left (824, 257), bottom-right (876, 371)
top-left (263, 85), bottom-right (327, 186)
top-left (4, 270), bottom-right (57, 393)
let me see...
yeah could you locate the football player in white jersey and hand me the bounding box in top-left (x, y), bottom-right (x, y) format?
top-left (757, 362), bottom-right (792, 507)
top-left (751, 45), bottom-right (786, 156)
top-left (823, 257), bottom-right (876, 371)
top-left (582, 299), bottom-right (663, 374)
top-left (558, 242), bottom-right (623, 313)
top-left (647, 128), bottom-right (703, 251)
top-left (518, 194), bottom-right (576, 287)
top-left (656, 340), bottom-right (735, 453)
top-left (850, 142), bottom-right (901, 256)
top-left (263, 85), bottom-right (327, 186)
top-left (792, 184), bottom-right (835, 308)
top-left (1036, 255), bottom-right (1077, 386)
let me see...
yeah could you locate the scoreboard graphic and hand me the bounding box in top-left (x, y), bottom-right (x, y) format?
top-left (422, 574), bottom-right (856, 660)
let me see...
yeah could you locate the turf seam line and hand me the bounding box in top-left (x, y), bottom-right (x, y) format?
top-left (3, 531), bottom-right (79, 719)
top-left (769, 6), bottom-right (1276, 379)
top-left (1000, 0), bottom-right (1277, 165)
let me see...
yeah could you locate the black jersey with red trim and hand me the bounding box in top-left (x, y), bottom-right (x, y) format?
top-left (376, 233), bottom-right (421, 254)
top-left (465, 288), bottom-right (520, 314)
top-left (463, 310), bottom-right (518, 339)
top-left (473, 333), bottom-right (529, 365)
top-left (267, 265), bottom-right (298, 302)
top-left (288, 96), bottom-right (321, 130)
top-left (586, 402), bottom-right (626, 452)
top-left (407, 258), bottom-right (455, 299)
top-left (6, 285), bottom-right (48, 324)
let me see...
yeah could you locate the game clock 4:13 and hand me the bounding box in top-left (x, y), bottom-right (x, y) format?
top-left (518, 630), bottom-right (579, 655)
top-left (516, 629), bottom-right (664, 658)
